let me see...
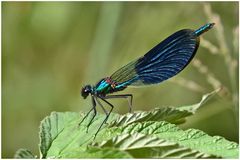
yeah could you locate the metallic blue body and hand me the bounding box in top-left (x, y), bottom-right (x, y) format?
top-left (95, 80), bottom-right (109, 92)
top-left (95, 78), bottom-right (127, 95)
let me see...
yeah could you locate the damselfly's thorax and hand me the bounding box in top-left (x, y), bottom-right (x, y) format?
top-left (94, 77), bottom-right (126, 95)
top-left (81, 77), bottom-right (123, 99)
top-left (95, 77), bottom-right (116, 94)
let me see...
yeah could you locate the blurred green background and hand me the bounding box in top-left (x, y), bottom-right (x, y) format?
top-left (2, 1), bottom-right (238, 158)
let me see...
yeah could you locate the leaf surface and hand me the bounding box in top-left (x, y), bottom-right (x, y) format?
top-left (93, 133), bottom-right (216, 158)
top-left (14, 148), bottom-right (35, 159)
top-left (108, 121), bottom-right (238, 158)
top-left (35, 89), bottom-right (238, 158)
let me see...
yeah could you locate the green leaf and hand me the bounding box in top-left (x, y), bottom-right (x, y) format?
top-left (92, 133), bottom-right (216, 158)
top-left (109, 121), bottom-right (239, 158)
top-left (14, 148), bottom-right (36, 159)
top-left (39, 112), bottom-right (81, 158)
top-left (36, 91), bottom-right (236, 158)
top-left (109, 89), bottom-right (219, 127)
top-left (59, 147), bottom-right (133, 158)
top-left (39, 111), bottom-right (119, 158)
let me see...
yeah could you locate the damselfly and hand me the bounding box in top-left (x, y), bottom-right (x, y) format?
top-left (80, 23), bottom-right (215, 138)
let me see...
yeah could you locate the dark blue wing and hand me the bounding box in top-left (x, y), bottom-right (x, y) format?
top-left (110, 23), bottom-right (214, 87)
top-left (131, 29), bottom-right (199, 86)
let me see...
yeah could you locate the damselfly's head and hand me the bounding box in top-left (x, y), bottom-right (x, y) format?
top-left (81, 85), bottom-right (92, 99)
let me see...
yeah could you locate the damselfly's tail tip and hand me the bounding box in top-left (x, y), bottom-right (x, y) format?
top-left (208, 22), bottom-right (215, 29)
top-left (203, 22), bottom-right (215, 31)
top-left (195, 22), bottom-right (215, 36)
top-left (205, 22), bottom-right (215, 32)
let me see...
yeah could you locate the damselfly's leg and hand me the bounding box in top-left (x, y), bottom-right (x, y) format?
top-left (86, 96), bottom-right (97, 133)
top-left (95, 97), bottom-right (108, 116)
top-left (104, 94), bottom-right (133, 113)
top-left (93, 97), bottom-right (114, 139)
top-left (78, 96), bottom-right (97, 131)
top-left (78, 107), bottom-right (93, 127)
top-left (95, 97), bottom-right (112, 125)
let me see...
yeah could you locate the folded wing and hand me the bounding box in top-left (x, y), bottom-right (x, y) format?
top-left (110, 29), bottom-right (199, 87)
